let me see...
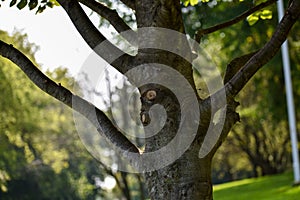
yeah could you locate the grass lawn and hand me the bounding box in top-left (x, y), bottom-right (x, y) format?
top-left (213, 172), bottom-right (300, 200)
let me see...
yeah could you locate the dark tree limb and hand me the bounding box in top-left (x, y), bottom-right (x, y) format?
top-left (120, 172), bottom-right (131, 200)
top-left (120, 0), bottom-right (136, 10)
top-left (0, 40), bottom-right (139, 154)
top-left (57, 0), bottom-right (134, 74)
top-left (208, 103), bottom-right (240, 157)
top-left (225, 0), bottom-right (300, 98)
top-left (79, 0), bottom-right (133, 34)
top-left (195, 0), bottom-right (277, 42)
top-left (202, 0), bottom-right (300, 112)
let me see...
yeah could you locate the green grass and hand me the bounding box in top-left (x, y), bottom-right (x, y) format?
top-left (213, 172), bottom-right (300, 200)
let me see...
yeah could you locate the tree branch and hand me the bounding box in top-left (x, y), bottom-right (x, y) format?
top-left (119, 0), bottom-right (135, 10)
top-left (226, 0), bottom-right (300, 98)
top-left (56, 0), bottom-right (134, 74)
top-left (195, 0), bottom-right (277, 42)
top-left (202, 0), bottom-right (300, 112)
top-left (79, 0), bottom-right (132, 34)
top-left (208, 105), bottom-right (240, 157)
top-left (0, 40), bottom-right (139, 155)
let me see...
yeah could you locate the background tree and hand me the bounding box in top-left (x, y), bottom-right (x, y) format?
top-left (0, 30), bottom-right (149, 199)
top-left (0, 30), bottom-right (92, 199)
top-left (0, 0), bottom-right (299, 199)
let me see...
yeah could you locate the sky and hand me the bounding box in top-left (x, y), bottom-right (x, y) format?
top-left (0, 1), bottom-right (109, 75)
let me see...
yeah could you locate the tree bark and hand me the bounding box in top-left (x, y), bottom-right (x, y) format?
top-left (136, 51), bottom-right (215, 199)
top-left (145, 152), bottom-right (213, 199)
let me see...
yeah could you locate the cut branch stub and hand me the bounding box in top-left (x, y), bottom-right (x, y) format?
top-left (140, 89), bottom-right (158, 126)
top-left (146, 90), bottom-right (157, 101)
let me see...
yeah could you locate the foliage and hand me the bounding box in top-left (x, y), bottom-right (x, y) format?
top-left (0, 0), bottom-right (58, 13)
top-left (181, 0), bottom-right (212, 7)
top-left (247, 9), bottom-right (272, 26)
top-left (0, 30), bottom-right (114, 199)
top-left (0, 29), bottom-right (148, 199)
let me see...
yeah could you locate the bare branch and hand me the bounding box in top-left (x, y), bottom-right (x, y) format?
top-left (225, 0), bottom-right (300, 98)
top-left (203, 0), bottom-right (300, 111)
top-left (57, 0), bottom-right (134, 74)
top-left (195, 0), bottom-right (277, 42)
top-left (208, 105), bottom-right (240, 157)
top-left (0, 40), bottom-right (139, 154)
top-left (120, 0), bottom-right (135, 10)
top-left (79, 0), bottom-right (132, 34)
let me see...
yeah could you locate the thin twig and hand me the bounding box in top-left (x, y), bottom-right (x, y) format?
top-left (195, 0), bottom-right (277, 42)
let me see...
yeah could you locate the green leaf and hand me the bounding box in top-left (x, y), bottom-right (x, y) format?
top-left (28, 0), bottom-right (38, 10)
top-left (17, 0), bottom-right (27, 10)
top-left (46, 1), bottom-right (53, 8)
top-left (190, 0), bottom-right (199, 6)
top-left (36, 5), bottom-right (46, 14)
top-left (181, 0), bottom-right (200, 6)
top-left (247, 14), bottom-right (259, 26)
top-left (49, 0), bottom-right (59, 6)
top-left (184, 0), bottom-right (189, 6)
top-left (260, 9), bottom-right (272, 20)
top-left (9, 0), bottom-right (17, 7)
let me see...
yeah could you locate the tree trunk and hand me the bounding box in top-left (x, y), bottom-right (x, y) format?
top-left (138, 69), bottom-right (214, 199)
top-left (145, 152), bottom-right (213, 199)
top-left (132, 1), bottom-right (230, 198)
